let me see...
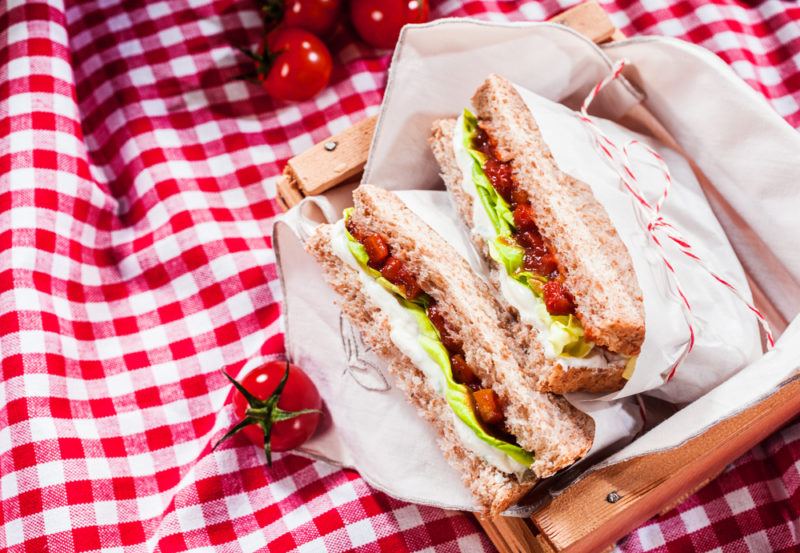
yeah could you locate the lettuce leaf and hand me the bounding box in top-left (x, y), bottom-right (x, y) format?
top-left (342, 209), bottom-right (534, 467)
top-left (402, 299), bottom-right (535, 468)
top-left (460, 111), bottom-right (595, 359)
top-left (514, 271), bottom-right (547, 296)
top-left (463, 110), bottom-right (515, 239)
top-left (550, 315), bottom-right (594, 357)
top-left (488, 237), bottom-right (524, 275)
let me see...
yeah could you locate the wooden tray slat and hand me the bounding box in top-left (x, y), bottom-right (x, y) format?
top-left (530, 377), bottom-right (800, 552)
top-left (547, 0), bottom-right (616, 44)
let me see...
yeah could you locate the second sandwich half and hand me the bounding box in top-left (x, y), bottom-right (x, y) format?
top-left (430, 75), bottom-right (645, 394)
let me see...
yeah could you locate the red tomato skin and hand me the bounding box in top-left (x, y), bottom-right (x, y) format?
top-left (282, 0), bottom-right (342, 36)
top-left (349, 0), bottom-right (429, 49)
top-left (232, 361), bottom-right (322, 452)
top-left (260, 28), bottom-right (333, 102)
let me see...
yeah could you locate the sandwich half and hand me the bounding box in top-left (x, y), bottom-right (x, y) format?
top-left (429, 75), bottom-right (645, 394)
top-left (305, 184), bottom-right (594, 514)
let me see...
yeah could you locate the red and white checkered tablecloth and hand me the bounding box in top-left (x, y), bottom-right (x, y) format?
top-left (2, 0), bottom-right (798, 551)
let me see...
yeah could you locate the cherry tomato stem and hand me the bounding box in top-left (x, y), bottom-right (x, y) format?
top-left (259, 0), bottom-right (285, 27)
top-left (215, 361), bottom-right (322, 466)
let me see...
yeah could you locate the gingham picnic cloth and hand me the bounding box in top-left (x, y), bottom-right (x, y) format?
top-left (2, 0), bottom-right (799, 551)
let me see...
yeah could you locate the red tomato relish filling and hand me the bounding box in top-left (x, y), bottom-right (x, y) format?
top-left (345, 218), bottom-right (513, 440)
top-left (472, 126), bottom-right (577, 317)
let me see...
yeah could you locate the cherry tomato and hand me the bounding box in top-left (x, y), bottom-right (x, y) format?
top-left (226, 361), bottom-right (322, 459)
top-left (349, 0), bottom-right (429, 49)
top-left (281, 0), bottom-right (342, 36)
top-left (258, 28), bottom-right (333, 102)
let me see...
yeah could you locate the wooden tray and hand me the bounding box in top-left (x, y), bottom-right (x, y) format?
top-left (276, 3), bottom-right (795, 551)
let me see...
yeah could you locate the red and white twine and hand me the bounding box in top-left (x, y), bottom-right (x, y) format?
top-left (578, 59), bottom-right (774, 379)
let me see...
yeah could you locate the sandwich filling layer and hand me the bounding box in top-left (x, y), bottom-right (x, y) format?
top-left (329, 212), bottom-right (534, 477)
top-left (454, 110), bottom-right (629, 370)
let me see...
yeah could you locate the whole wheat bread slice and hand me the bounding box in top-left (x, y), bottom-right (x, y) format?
top-left (305, 186), bottom-right (594, 510)
top-left (306, 225), bottom-right (531, 514)
top-left (430, 118), bottom-right (627, 393)
top-left (468, 74), bottom-right (645, 358)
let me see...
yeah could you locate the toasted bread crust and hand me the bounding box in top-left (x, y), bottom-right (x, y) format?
top-left (539, 362), bottom-right (626, 393)
top-left (470, 75), bottom-right (644, 357)
top-left (430, 118), bottom-right (627, 394)
top-left (306, 224), bottom-right (533, 514)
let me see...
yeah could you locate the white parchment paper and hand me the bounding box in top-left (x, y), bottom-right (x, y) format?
top-left (273, 20), bottom-right (800, 513)
top-left (510, 87), bottom-right (760, 402)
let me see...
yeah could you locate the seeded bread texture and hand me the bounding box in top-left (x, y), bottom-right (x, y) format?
top-left (430, 119), bottom-right (627, 393)
top-left (471, 74), bottom-right (645, 357)
top-left (345, 185), bottom-right (593, 477)
top-left (305, 223), bottom-right (532, 514)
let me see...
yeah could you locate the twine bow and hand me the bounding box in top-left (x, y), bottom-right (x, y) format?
top-left (578, 59), bottom-right (774, 380)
